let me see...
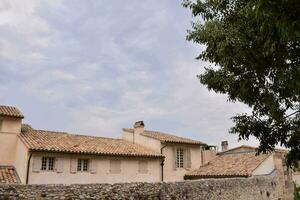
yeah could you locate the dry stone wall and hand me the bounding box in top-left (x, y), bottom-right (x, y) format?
top-left (0, 172), bottom-right (287, 200)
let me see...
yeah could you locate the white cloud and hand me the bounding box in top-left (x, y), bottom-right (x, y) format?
top-left (0, 0), bottom-right (260, 149)
top-left (0, 0), bottom-right (62, 64)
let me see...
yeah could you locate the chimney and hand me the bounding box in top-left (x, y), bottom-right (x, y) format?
top-left (221, 141), bottom-right (228, 151)
top-left (133, 121), bottom-right (145, 135)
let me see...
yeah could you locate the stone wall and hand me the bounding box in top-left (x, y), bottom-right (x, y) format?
top-left (0, 172), bottom-right (287, 200)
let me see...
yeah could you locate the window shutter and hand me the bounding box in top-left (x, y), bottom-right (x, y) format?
top-left (183, 148), bottom-right (187, 168)
top-left (173, 147), bottom-right (177, 170)
top-left (90, 159), bottom-right (97, 174)
top-left (187, 148), bottom-right (191, 168)
top-left (110, 160), bottom-right (121, 174)
top-left (32, 156), bottom-right (41, 173)
top-left (70, 158), bottom-right (77, 174)
top-left (56, 157), bottom-right (64, 173)
top-left (138, 161), bottom-right (148, 174)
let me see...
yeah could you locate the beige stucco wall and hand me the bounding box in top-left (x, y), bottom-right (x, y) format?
top-left (0, 117), bottom-right (22, 165)
top-left (123, 129), bottom-right (204, 181)
top-left (122, 130), bottom-right (161, 153)
top-left (293, 172), bottom-right (300, 186)
top-left (163, 144), bottom-right (202, 182)
top-left (252, 154), bottom-right (275, 175)
top-left (28, 152), bottom-right (161, 184)
top-left (14, 137), bottom-right (29, 183)
top-left (202, 149), bottom-right (217, 165)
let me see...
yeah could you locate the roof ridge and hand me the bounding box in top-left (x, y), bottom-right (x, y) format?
top-left (29, 128), bottom-right (121, 141)
top-left (123, 127), bottom-right (206, 145)
top-left (20, 127), bottom-right (163, 158)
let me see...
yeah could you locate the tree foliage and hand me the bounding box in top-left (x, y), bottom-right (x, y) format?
top-left (183, 0), bottom-right (300, 167)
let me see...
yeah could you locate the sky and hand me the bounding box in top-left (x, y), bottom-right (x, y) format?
top-left (0, 0), bottom-right (259, 149)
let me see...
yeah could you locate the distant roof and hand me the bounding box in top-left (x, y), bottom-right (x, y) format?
top-left (20, 125), bottom-right (163, 158)
top-left (0, 105), bottom-right (24, 119)
top-left (123, 128), bottom-right (206, 145)
top-left (185, 153), bottom-right (270, 179)
top-left (0, 166), bottom-right (20, 184)
top-left (218, 145), bottom-right (288, 155)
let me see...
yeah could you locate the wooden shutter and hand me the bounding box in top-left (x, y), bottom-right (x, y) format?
top-left (32, 156), bottom-right (41, 173)
top-left (186, 148), bottom-right (191, 168)
top-left (90, 159), bottom-right (97, 174)
top-left (109, 160), bottom-right (121, 174)
top-left (138, 160), bottom-right (148, 174)
top-left (173, 147), bottom-right (177, 170)
top-left (70, 158), bottom-right (77, 174)
top-left (56, 157), bottom-right (64, 173)
top-left (183, 148), bottom-right (187, 169)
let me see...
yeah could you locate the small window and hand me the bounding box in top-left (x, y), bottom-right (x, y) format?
top-left (138, 160), bottom-right (148, 174)
top-left (110, 160), bottom-right (121, 174)
top-left (41, 157), bottom-right (55, 171)
top-left (77, 159), bottom-right (89, 172)
top-left (176, 148), bottom-right (184, 168)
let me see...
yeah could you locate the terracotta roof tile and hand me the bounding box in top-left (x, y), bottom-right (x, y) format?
top-left (0, 105), bottom-right (24, 118)
top-left (185, 153), bottom-right (270, 178)
top-left (0, 166), bottom-right (20, 184)
top-left (20, 127), bottom-right (163, 158)
top-left (219, 145), bottom-right (288, 155)
top-left (123, 128), bottom-right (206, 145)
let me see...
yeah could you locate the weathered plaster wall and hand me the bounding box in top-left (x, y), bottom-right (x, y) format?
top-left (202, 149), bottom-right (217, 165)
top-left (13, 138), bottom-right (29, 183)
top-left (252, 154), bottom-right (275, 175)
top-left (122, 130), bottom-right (162, 153)
top-left (0, 117), bottom-right (22, 165)
top-left (0, 173), bottom-right (286, 200)
top-left (163, 144), bottom-right (202, 182)
top-left (28, 153), bottom-right (161, 184)
top-left (293, 172), bottom-right (300, 186)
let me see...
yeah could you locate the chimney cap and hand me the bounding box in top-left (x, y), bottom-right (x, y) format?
top-left (221, 141), bottom-right (228, 145)
top-left (134, 121), bottom-right (144, 128)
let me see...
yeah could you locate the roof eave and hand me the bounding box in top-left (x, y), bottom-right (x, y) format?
top-left (28, 149), bottom-right (164, 159)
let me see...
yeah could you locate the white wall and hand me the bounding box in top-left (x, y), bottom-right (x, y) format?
top-left (28, 152), bottom-right (161, 184)
top-left (252, 154), bottom-right (275, 175)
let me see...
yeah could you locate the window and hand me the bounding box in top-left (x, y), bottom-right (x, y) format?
top-left (110, 160), bottom-right (121, 174)
top-left (41, 157), bottom-right (55, 171)
top-left (77, 159), bottom-right (89, 172)
top-left (176, 148), bottom-right (184, 168)
top-left (138, 161), bottom-right (148, 174)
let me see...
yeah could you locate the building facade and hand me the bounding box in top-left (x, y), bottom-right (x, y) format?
top-left (0, 105), bottom-right (214, 184)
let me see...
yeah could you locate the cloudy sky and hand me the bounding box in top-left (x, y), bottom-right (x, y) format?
top-left (0, 0), bottom-right (258, 148)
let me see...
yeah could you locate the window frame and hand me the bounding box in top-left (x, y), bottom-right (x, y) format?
top-left (176, 148), bottom-right (185, 169)
top-left (77, 159), bottom-right (89, 172)
top-left (41, 157), bottom-right (55, 171)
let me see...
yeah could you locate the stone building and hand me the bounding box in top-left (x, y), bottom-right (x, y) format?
top-left (0, 105), bottom-right (215, 184)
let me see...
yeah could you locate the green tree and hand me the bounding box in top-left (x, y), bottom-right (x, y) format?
top-left (183, 0), bottom-right (300, 167)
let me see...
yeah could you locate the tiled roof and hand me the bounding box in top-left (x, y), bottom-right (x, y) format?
top-left (185, 153), bottom-right (270, 178)
top-left (123, 128), bottom-right (206, 145)
top-left (219, 145), bottom-right (288, 155)
top-left (20, 126), bottom-right (163, 158)
top-left (0, 166), bottom-right (20, 184)
top-left (0, 105), bottom-right (24, 118)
